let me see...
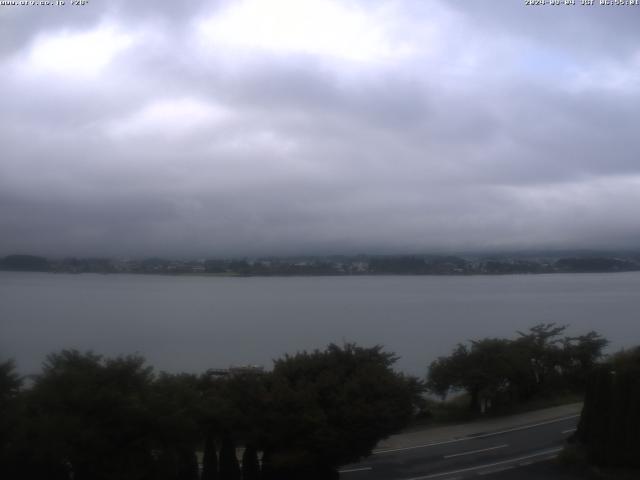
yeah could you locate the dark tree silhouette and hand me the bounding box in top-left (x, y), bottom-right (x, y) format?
top-left (202, 433), bottom-right (219, 480)
top-left (0, 343), bottom-right (422, 479)
top-left (0, 360), bottom-right (23, 479)
top-left (241, 444), bottom-right (260, 480)
top-left (427, 324), bottom-right (608, 413)
top-left (219, 434), bottom-right (241, 480)
top-left (576, 347), bottom-right (640, 468)
top-left (22, 351), bottom-right (156, 480)
top-left (261, 343), bottom-right (421, 477)
top-left (178, 448), bottom-right (199, 480)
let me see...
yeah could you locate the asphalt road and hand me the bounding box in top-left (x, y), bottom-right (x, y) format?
top-left (339, 415), bottom-right (580, 480)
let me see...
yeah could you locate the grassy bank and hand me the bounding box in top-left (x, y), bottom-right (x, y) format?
top-left (411, 392), bottom-right (583, 428)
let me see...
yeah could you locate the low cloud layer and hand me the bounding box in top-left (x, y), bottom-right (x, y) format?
top-left (2, 0), bottom-right (640, 257)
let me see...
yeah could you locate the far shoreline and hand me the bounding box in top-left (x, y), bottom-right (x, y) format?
top-left (2, 269), bottom-right (640, 279)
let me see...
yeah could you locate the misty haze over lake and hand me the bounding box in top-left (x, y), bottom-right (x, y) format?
top-left (2, 271), bottom-right (638, 376)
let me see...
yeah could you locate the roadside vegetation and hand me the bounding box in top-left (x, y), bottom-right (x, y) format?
top-left (559, 345), bottom-right (640, 479)
top-left (414, 391), bottom-right (584, 427)
top-left (0, 344), bottom-right (421, 480)
top-left (425, 324), bottom-right (607, 416)
top-left (425, 326), bottom-right (639, 477)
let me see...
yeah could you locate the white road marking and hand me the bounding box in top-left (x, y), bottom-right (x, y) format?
top-left (402, 446), bottom-right (564, 480)
top-left (375, 437), bottom-right (473, 454)
top-left (339, 466), bottom-right (373, 474)
top-left (478, 465), bottom-right (514, 475)
top-left (443, 444), bottom-right (508, 459)
top-left (561, 428), bottom-right (577, 434)
top-left (470, 415), bottom-right (580, 440)
top-left (374, 414), bottom-right (579, 455)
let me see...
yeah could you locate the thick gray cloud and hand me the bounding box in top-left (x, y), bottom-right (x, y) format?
top-left (1, 0), bottom-right (639, 257)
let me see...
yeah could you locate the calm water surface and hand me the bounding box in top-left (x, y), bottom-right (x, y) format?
top-left (1, 272), bottom-right (639, 376)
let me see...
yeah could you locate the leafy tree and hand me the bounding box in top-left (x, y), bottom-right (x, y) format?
top-left (426, 344), bottom-right (466, 400)
top-left (261, 343), bottom-right (421, 478)
top-left (561, 331), bottom-right (609, 389)
top-left (466, 339), bottom-right (518, 411)
top-left (0, 360), bottom-right (23, 478)
top-left (212, 372), bottom-right (269, 445)
top-left (427, 325), bottom-right (608, 413)
top-left (148, 372), bottom-right (203, 474)
top-left (199, 369), bottom-right (268, 479)
top-left (516, 323), bottom-right (567, 386)
top-left (0, 359), bottom-right (21, 409)
top-left (1, 343), bottom-right (423, 479)
top-left (427, 339), bottom-right (517, 412)
top-left (22, 350), bottom-right (156, 480)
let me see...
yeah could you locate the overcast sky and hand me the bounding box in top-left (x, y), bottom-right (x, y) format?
top-left (1, 0), bottom-right (639, 258)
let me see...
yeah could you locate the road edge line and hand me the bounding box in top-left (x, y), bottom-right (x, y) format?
top-left (374, 414), bottom-right (580, 455)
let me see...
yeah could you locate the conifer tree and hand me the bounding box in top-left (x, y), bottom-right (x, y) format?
top-left (201, 433), bottom-right (219, 480)
top-left (576, 347), bottom-right (640, 467)
top-left (219, 435), bottom-right (241, 480)
top-left (241, 445), bottom-right (260, 480)
top-left (178, 448), bottom-right (199, 480)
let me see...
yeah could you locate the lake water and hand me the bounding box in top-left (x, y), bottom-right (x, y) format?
top-left (1, 271), bottom-right (639, 377)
